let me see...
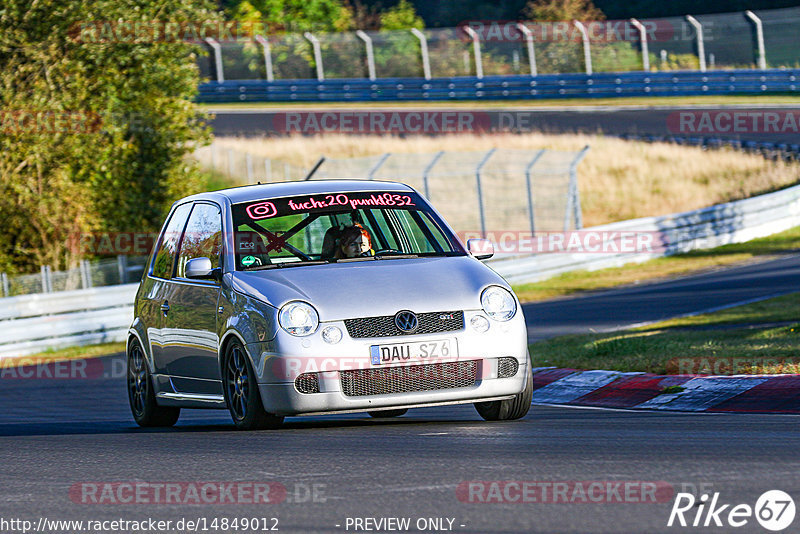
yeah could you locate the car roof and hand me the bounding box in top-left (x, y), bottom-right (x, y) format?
top-left (180, 179), bottom-right (416, 206)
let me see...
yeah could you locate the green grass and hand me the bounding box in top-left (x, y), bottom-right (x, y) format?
top-left (529, 292), bottom-right (800, 375)
top-left (200, 94), bottom-right (800, 110)
top-left (512, 225), bottom-right (800, 303)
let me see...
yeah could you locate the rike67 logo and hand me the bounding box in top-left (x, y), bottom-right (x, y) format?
top-left (668, 490), bottom-right (795, 531)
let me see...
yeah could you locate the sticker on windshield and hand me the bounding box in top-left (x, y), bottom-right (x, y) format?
top-left (238, 191), bottom-right (421, 222)
top-left (287, 193), bottom-right (415, 212)
top-left (246, 201), bottom-right (278, 220)
top-left (241, 255), bottom-right (257, 267)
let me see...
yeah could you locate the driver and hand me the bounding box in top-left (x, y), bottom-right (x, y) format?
top-left (335, 224), bottom-right (374, 258)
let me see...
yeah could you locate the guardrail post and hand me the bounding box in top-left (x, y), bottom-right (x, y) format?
top-left (1, 272), bottom-right (8, 297)
top-left (204, 37), bottom-right (225, 82)
top-left (304, 32), bottom-right (325, 81)
top-left (745, 10), bottom-right (767, 70)
top-left (686, 16), bottom-right (706, 72)
top-left (516, 23), bottom-right (538, 76)
top-left (41, 265), bottom-right (51, 293)
top-left (525, 149), bottom-right (546, 236)
top-left (564, 146), bottom-right (590, 230)
top-left (630, 18), bottom-right (650, 71)
top-left (573, 21), bottom-right (593, 75)
top-left (264, 158), bottom-right (272, 181)
top-left (462, 26), bottom-right (484, 79)
top-left (422, 151), bottom-right (444, 199)
top-left (410, 28), bottom-right (431, 80)
top-left (356, 30), bottom-right (377, 81)
top-left (80, 260), bottom-right (90, 289)
top-left (367, 153), bottom-right (391, 180)
top-left (254, 35), bottom-right (274, 82)
top-left (117, 255), bottom-right (128, 284)
top-left (475, 148), bottom-right (496, 238)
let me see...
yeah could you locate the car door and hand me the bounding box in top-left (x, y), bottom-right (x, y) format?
top-left (145, 202), bottom-right (193, 376)
top-left (160, 202), bottom-right (224, 395)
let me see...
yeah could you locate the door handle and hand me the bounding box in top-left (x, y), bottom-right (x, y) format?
top-left (160, 302), bottom-right (170, 315)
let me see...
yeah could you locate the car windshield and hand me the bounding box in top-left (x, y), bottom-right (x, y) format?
top-left (231, 190), bottom-right (463, 270)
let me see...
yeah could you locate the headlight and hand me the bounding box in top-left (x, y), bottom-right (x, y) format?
top-left (480, 286), bottom-right (517, 322)
top-left (278, 301), bottom-right (319, 336)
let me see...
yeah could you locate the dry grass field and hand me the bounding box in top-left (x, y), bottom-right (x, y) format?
top-left (209, 133), bottom-right (798, 227)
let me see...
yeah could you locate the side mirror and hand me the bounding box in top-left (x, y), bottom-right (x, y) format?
top-left (185, 257), bottom-right (219, 280)
top-left (467, 238), bottom-right (494, 260)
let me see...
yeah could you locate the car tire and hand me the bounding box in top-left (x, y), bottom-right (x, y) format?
top-left (474, 364), bottom-right (533, 421)
top-left (367, 409), bottom-right (408, 418)
top-left (223, 340), bottom-right (284, 431)
top-left (127, 339), bottom-right (180, 427)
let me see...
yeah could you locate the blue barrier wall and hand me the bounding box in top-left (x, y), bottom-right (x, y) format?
top-left (197, 69), bottom-right (800, 103)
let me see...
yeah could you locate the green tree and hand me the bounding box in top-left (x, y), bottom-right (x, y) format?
top-left (380, 0), bottom-right (424, 31)
top-left (0, 0), bottom-right (212, 272)
top-left (524, 0), bottom-right (605, 21)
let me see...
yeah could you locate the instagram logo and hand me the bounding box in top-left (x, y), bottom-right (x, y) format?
top-left (246, 202), bottom-right (277, 220)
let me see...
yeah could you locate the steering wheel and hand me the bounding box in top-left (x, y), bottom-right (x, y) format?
top-left (373, 248), bottom-right (403, 256)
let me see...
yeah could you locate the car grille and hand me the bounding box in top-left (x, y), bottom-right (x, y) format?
top-left (497, 357), bottom-right (519, 378)
top-left (344, 311), bottom-right (464, 338)
top-left (340, 360), bottom-right (478, 397)
top-left (295, 373), bottom-right (320, 394)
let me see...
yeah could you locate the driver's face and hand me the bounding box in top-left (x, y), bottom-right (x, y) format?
top-left (342, 236), bottom-right (370, 258)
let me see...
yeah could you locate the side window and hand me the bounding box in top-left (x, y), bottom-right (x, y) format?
top-left (151, 203), bottom-right (192, 279)
top-left (175, 203), bottom-right (223, 278)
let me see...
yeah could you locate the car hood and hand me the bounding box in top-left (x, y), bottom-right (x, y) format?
top-left (228, 256), bottom-right (508, 321)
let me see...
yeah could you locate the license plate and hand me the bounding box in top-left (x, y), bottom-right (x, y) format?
top-left (370, 339), bottom-right (457, 366)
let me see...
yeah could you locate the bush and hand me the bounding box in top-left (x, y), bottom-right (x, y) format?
top-left (0, 0), bottom-right (213, 272)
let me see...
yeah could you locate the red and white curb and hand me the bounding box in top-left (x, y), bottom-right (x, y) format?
top-left (531, 368), bottom-right (800, 413)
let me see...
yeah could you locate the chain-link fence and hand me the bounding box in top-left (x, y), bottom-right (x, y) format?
top-left (1, 256), bottom-right (148, 298)
top-left (194, 145), bottom-right (589, 236)
top-left (194, 144), bottom-right (308, 182)
top-left (200, 7), bottom-right (800, 82)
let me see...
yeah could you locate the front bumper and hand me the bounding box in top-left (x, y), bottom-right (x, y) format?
top-left (246, 309), bottom-right (529, 416)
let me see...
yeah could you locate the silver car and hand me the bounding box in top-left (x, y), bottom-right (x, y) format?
top-left (127, 180), bottom-right (532, 430)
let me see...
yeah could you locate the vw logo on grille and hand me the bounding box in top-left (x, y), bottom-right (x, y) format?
top-left (394, 311), bottom-right (418, 333)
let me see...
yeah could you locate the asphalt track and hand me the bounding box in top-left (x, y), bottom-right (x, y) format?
top-left (3, 254), bottom-right (800, 533)
top-left (523, 252), bottom-right (800, 341)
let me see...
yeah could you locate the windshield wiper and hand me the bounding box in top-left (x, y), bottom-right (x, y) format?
top-left (374, 252), bottom-right (420, 259)
top-left (241, 259), bottom-right (332, 271)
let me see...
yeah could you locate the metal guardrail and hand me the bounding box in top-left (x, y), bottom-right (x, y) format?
top-left (0, 284), bottom-right (138, 358)
top-left (197, 69), bottom-right (800, 103)
top-left (3, 179), bottom-right (800, 357)
top-left (490, 182), bottom-right (800, 285)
